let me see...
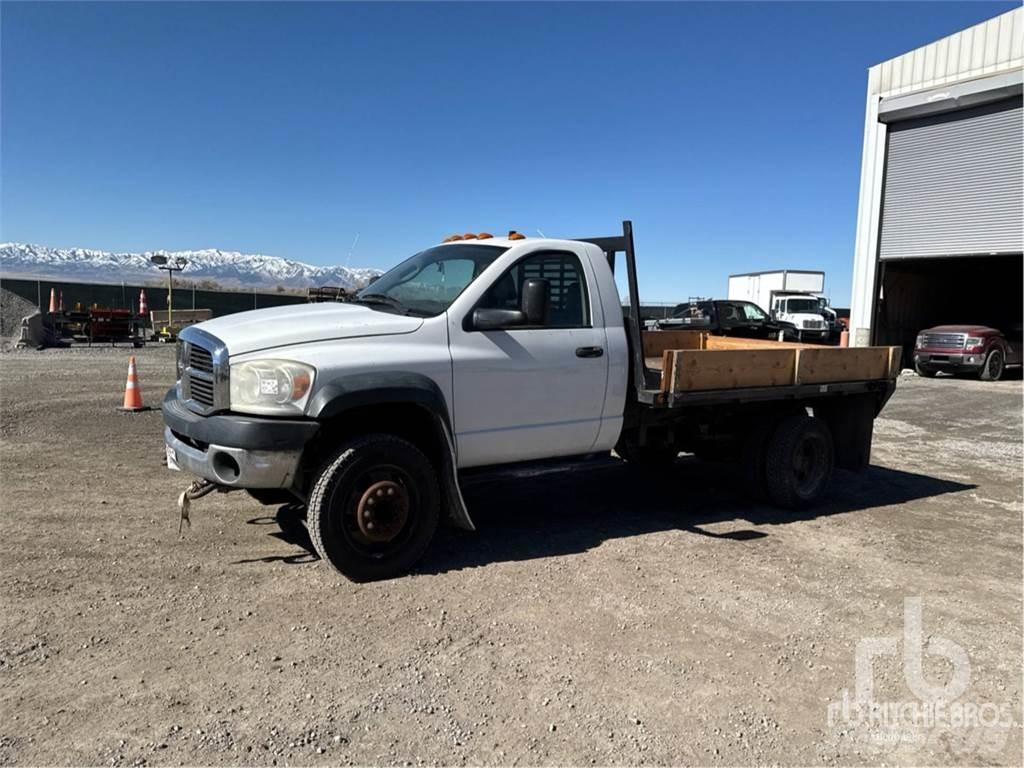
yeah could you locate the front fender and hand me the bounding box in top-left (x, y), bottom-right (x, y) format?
top-left (306, 372), bottom-right (474, 532)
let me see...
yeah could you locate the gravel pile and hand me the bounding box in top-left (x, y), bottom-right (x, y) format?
top-left (0, 287), bottom-right (41, 347)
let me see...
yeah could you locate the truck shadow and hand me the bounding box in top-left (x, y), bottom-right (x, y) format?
top-left (253, 457), bottom-right (974, 575)
top-left (419, 459), bottom-right (975, 574)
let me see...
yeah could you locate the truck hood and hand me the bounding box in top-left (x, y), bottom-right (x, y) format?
top-left (192, 302), bottom-right (423, 356)
top-left (925, 324), bottom-right (998, 335)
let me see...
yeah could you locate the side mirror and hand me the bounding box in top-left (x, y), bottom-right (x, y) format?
top-left (472, 308), bottom-right (526, 330)
top-left (521, 278), bottom-right (550, 326)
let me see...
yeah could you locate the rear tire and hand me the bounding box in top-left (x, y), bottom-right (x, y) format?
top-left (764, 414), bottom-right (834, 510)
top-left (979, 349), bottom-right (1004, 381)
top-left (307, 434), bottom-right (439, 582)
top-left (915, 362), bottom-right (938, 378)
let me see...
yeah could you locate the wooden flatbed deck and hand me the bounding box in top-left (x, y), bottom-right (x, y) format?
top-left (642, 330), bottom-right (901, 394)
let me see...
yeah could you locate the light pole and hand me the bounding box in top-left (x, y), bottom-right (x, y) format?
top-left (150, 255), bottom-right (188, 340)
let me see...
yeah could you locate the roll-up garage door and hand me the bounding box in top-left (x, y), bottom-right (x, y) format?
top-left (879, 98), bottom-right (1023, 259)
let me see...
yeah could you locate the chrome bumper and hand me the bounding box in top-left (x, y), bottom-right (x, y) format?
top-left (164, 427), bottom-right (303, 488)
top-left (915, 352), bottom-right (983, 368)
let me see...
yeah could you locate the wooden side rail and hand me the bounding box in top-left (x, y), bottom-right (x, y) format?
top-left (657, 341), bottom-right (902, 394)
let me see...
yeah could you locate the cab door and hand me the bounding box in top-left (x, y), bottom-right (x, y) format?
top-left (447, 248), bottom-right (609, 468)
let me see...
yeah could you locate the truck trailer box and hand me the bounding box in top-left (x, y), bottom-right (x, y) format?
top-left (727, 270), bottom-right (825, 307)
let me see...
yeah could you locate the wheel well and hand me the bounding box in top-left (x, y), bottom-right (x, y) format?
top-left (307, 402), bottom-right (445, 473)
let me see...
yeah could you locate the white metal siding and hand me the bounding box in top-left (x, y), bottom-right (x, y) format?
top-left (878, 99), bottom-right (1023, 259)
top-left (876, 8), bottom-right (1022, 98)
top-left (852, 8), bottom-right (1023, 345)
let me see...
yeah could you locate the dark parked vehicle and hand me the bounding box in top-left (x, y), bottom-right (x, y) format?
top-left (914, 324), bottom-right (1021, 381)
top-left (648, 299), bottom-right (798, 341)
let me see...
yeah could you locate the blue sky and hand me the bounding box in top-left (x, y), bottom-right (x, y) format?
top-left (1, 1), bottom-right (1017, 305)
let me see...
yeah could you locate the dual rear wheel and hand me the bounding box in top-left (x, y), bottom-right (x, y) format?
top-left (617, 412), bottom-right (835, 510)
top-left (745, 413), bottom-right (834, 509)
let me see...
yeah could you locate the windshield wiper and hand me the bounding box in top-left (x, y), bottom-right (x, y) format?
top-left (353, 293), bottom-right (429, 317)
top-left (354, 293), bottom-right (405, 309)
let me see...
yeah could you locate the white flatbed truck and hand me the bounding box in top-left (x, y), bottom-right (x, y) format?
top-left (163, 222), bottom-right (900, 581)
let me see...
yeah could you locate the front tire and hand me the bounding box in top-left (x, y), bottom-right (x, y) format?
top-left (979, 349), bottom-right (1004, 381)
top-left (764, 414), bottom-right (834, 510)
top-left (307, 434), bottom-right (439, 582)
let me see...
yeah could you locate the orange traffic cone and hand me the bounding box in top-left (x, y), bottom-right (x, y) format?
top-left (121, 356), bottom-right (145, 411)
top-left (48, 288), bottom-right (57, 314)
top-left (138, 289), bottom-right (148, 316)
top-left (58, 290), bottom-right (65, 312)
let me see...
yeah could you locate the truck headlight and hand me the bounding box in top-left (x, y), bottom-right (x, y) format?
top-left (915, 335), bottom-right (926, 349)
top-left (229, 359), bottom-right (315, 415)
top-left (965, 336), bottom-right (984, 349)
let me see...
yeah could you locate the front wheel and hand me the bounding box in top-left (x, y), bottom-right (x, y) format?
top-left (307, 434), bottom-right (440, 582)
top-left (764, 414), bottom-right (834, 510)
top-left (979, 349), bottom-right (1004, 381)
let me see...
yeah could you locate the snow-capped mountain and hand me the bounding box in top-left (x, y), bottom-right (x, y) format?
top-left (0, 243), bottom-right (382, 291)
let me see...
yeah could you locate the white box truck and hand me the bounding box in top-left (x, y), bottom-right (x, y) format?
top-left (727, 270), bottom-right (834, 341)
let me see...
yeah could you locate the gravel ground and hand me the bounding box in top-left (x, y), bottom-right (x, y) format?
top-left (1, 346), bottom-right (1021, 766)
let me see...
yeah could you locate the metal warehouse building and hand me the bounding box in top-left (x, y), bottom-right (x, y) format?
top-left (851, 8), bottom-right (1023, 353)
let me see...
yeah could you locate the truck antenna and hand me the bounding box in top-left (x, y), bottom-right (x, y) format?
top-left (344, 233), bottom-right (360, 267)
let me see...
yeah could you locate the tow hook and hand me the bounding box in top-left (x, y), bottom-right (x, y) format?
top-left (177, 479), bottom-right (229, 535)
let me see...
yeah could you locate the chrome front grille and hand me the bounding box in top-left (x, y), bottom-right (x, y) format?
top-left (188, 345), bottom-right (214, 374)
top-left (178, 327), bottom-right (228, 414)
top-left (920, 332), bottom-right (966, 349)
top-left (188, 372), bottom-right (215, 407)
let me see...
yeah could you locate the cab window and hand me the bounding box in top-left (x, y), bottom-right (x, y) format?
top-left (478, 250), bottom-right (590, 328)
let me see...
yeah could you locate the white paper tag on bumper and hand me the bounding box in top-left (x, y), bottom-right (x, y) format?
top-left (166, 444), bottom-right (180, 471)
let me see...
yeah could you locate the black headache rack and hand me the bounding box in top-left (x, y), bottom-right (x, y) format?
top-left (573, 220), bottom-right (656, 398)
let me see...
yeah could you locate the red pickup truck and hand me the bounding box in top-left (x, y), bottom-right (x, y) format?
top-left (914, 324), bottom-right (1021, 381)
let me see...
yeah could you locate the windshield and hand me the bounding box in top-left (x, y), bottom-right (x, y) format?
top-left (739, 303), bottom-right (767, 322)
top-left (784, 298), bottom-right (820, 313)
top-left (356, 244), bottom-right (508, 316)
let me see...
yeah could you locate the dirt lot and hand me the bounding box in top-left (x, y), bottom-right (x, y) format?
top-left (1, 346), bottom-right (1021, 766)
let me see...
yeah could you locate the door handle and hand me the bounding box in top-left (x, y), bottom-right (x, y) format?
top-left (575, 346), bottom-right (604, 358)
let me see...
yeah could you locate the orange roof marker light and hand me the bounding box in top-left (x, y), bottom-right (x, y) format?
top-left (508, 230), bottom-right (526, 241)
top-left (443, 235), bottom-right (463, 243)
top-left (462, 232), bottom-right (477, 240)
top-left (476, 232), bottom-right (493, 240)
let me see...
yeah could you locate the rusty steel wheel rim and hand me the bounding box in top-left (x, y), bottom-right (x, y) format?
top-left (355, 479), bottom-right (410, 544)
